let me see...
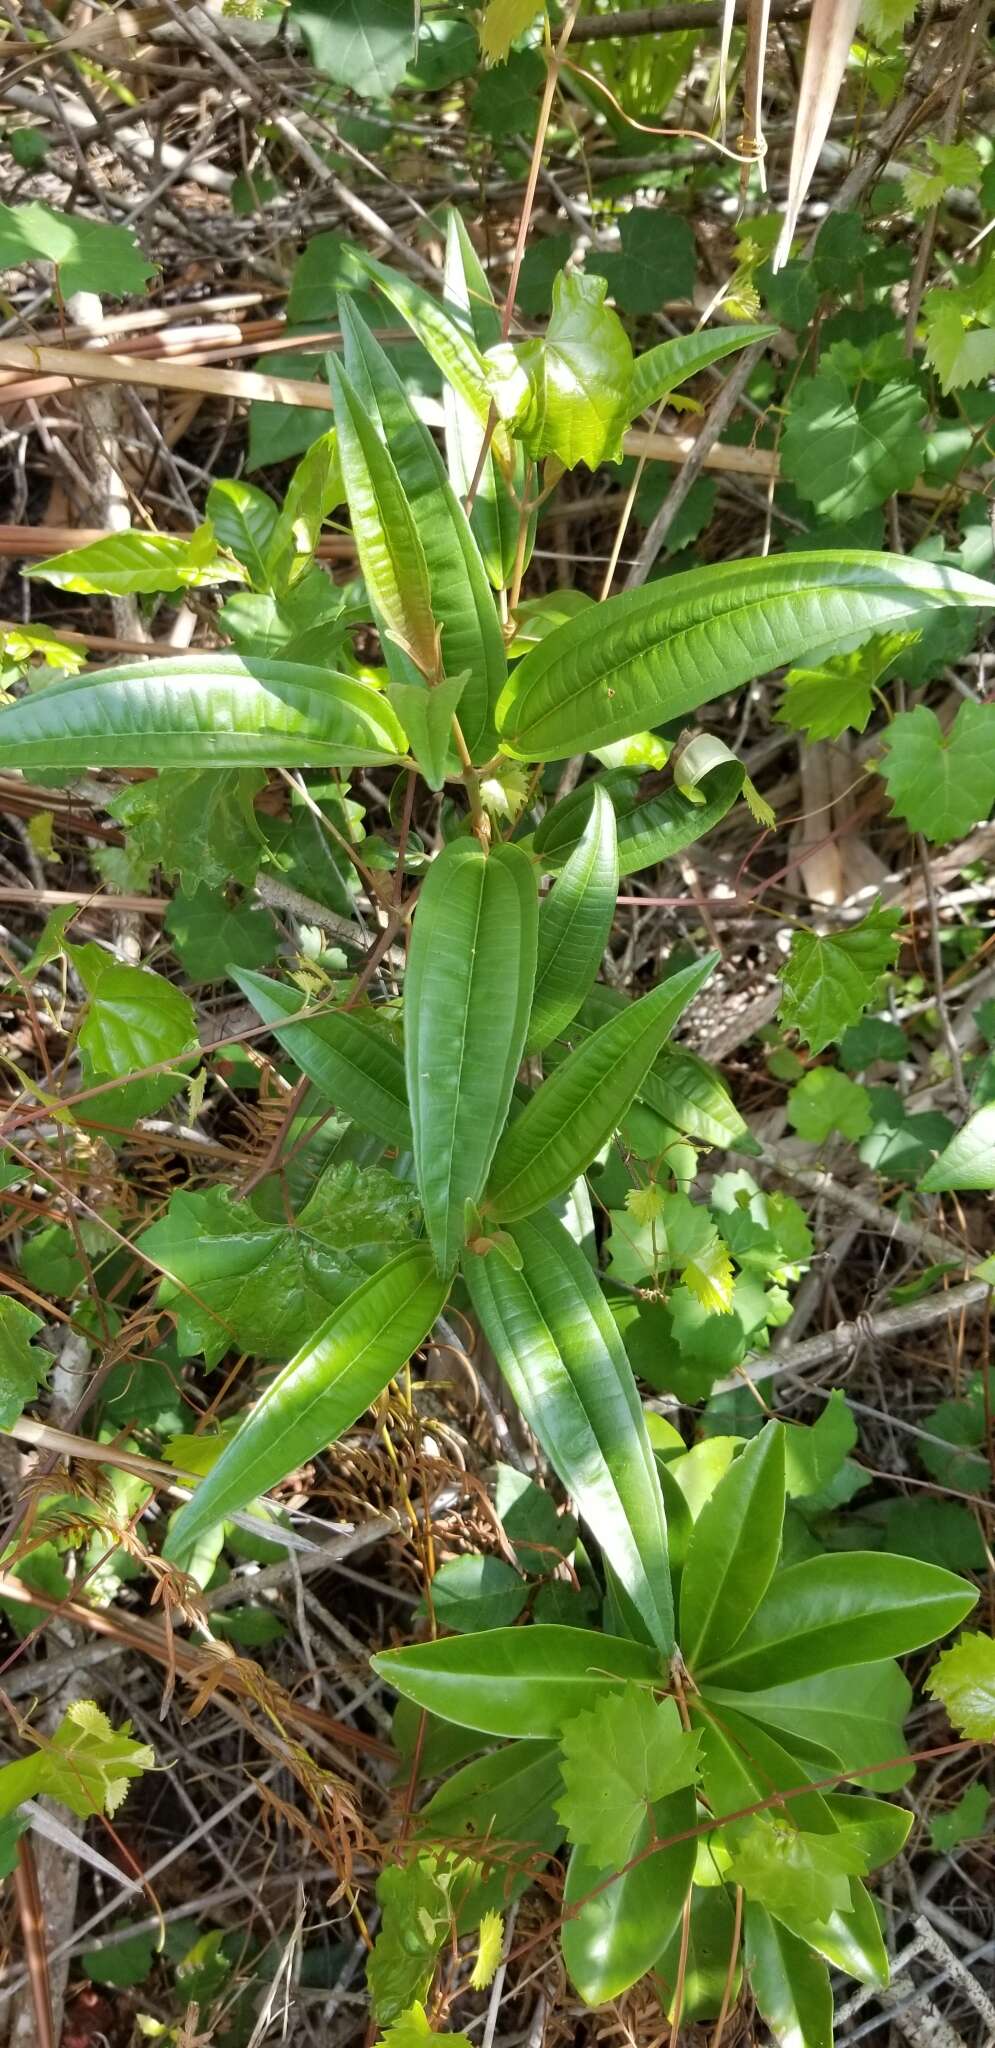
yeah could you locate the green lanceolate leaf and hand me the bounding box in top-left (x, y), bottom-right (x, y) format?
top-left (0, 655), bottom-right (407, 772)
top-left (746, 1904), bottom-right (833, 2048)
top-left (353, 248), bottom-right (513, 465)
top-left (919, 1106), bottom-right (995, 1191)
top-left (680, 1424), bottom-right (786, 1673)
top-left (372, 1625), bottom-right (661, 1738)
top-left (484, 953), bottom-right (715, 1223)
top-left (697, 1553), bottom-right (977, 1691)
top-left (164, 1243), bottom-right (448, 1561)
top-left (442, 212), bottom-right (525, 592)
top-left (561, 1787), bottom-right (696, 2006)
top-left (535, 762), bottom-right (746, 878)
top-left (327, 355), bottom-right (438, 678)
top-left (496, 554), bottom-right (995, 761)
top-left (231, 968), bottom-right (410, 1150)
top-left (465, 1210), bottom-right (675, 1654)
top-left (339, 296), bottom-right (507, 759)
top-left (528, 783), bottom-right (619, 1053)
top-left (628, 322), bottom-right (778, 418)
top-left (702, 1661), bottom-right (914, 1791)
top-left (405, 839), bottom-right (538, 1274)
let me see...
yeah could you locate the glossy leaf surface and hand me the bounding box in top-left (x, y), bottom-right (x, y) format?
top-left (561, 1787), bottom-right (697, 2005)
top-left (0, 654), bottom-right (407, 770)
top-left (698, 1553), bottom-right (977, 1690)
top-left (497, 555), bottom-right (995, 761)
top-left (232, 968), bottom-right (411, 1150)
top-left (165, 1243), bottom-right (447, 1560)
top-left (406, 839), bottom-right (538, 1273)
top-left (327, 354), bottom-right (438, 678)
top-left (680, 1424), bottom-right (786, 1672)
top-left (629, 322), bottom-right (778, 416)
top-left (339, 296), bottom-right (507, 758)
top-left (442, 211), bottom-right (524, 592)
top-left (466, 1210), bottom-right (675, 1651)
top-left (528, 783), bottom-right (618, 1053)
top-left (746, 1904), bottom-right (833, 2048)
top-left (486, 953), bottom-right (715, 1222)
top-left (373, 1625), bottom-right (661, 1737)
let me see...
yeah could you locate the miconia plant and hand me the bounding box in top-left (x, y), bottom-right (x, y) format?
top-left (3, 204), bottom-right (995, 2048)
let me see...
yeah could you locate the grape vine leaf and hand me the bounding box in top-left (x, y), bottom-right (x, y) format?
top-left (787, 1069), bottom-right (873, 1143)
top-left (378, 2005), bottom-right (472, 2048)
top-left (0, 202), bottom-right (156, 296)
top-left (164, 887), bottom-right (279, 984)
top-left (781, 346), bottom-right (926, 520)
top-left (369, 1856), bottom-right (458, 2023)
top-left (588, 208), bottom-right (695, 315)
top-left (0, 1298), bottom-right (48, 1430)
top-left (776, 631), bottom-right (919, 742)
top-left (486, 271), bottom-right (634, 470)
top-left (903, 139), bottom-right (982, 216)
top-left (724, 1816), bottom-right (868, 1923)
top-left (930, 1782), bottom-right (990, 1853)
top-left (925, 1631), bottom-right (995, 1740)
top-left (140, 1165), bottom-right (419, 1365)
top-left (779, 903), bottom-right (902, 1053)
top-left (879, 700), bottom-right (995, 842)
top-left (923, 261), bottom-right (995, 393)
top-left (108, 770), bottom-right (267, 892)
top-left (287, 0), bottom-right (416, 98)
top-left (0, 1703), bottom-right (154, 1823)
top-left (556, 1685), bottom-right (701, 1871)
top-left (71, 949), bottom-right (198, 1077)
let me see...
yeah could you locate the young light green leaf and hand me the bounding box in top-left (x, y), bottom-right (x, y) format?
top-left (484, 954), bottom-right (716, 1223)
top-left (486, 272), bottom-right (633, 471)
top-left (0, 1299), bottom-right (49, 1430)
top-left (903, 137), bottom-right (982, 214)
top-left (0, 1702), bottom-right (154, 1823)
top-left (206, 479), bottom-right (280, 588)
top-left (746, 1903), bottom-right (833, 2048)
top-left (557, 1687), bottom-right (700, 1870)
top-left (465, 1209), bottom-right (674, 1653)
top-left (528, 783), bottom-right (619, 1053)
top-left (496, 554), bottom-right (995, 762)
top-left (29, 528), bottom-right (238, 597)
top-left (919, 1106), bottom-right (995, 1191)
top-left (378, 2003), bottom-right (472, 2048)
top-left (880, 700), bottom-right (995, 843)
top-left (73, 953), bottom-right (197, 1077)
top-left (405, 839), bottom-right (538, 1274)
top-left (0, 654), bottom-right (408, 771)
top-left (478, 0), bottom-right (539, 62)
top-left (680, 1424), bottom-right (786, 1672)
top-left (340, 295), bottom-right (508, 759)
top-left (164, 1243), bottom-right (448, 1561)
top-left (328, 355), bottom-right (438, 677)
top-left (925, 1631), bottom-right (995, 1740)
top-left (561, 1787), bottom-right (696, 2006)
top-left (354, 248), bottom-right (512, 461)
top-left (232, 968), bottom-right (411, 1150)
top-left (369, 1856), bottom-right (454, 2023)
top-left (628, 322), bottom-right (778, 417)
top-left (263, 430), bottom-right (343, 594)
top-left (697, 1553), bottom-right (977, 1690)
top-left (779, 903), bottom-right (902, 1054)
top-left (372, 1624), bottom-right (661, 1738)
top-left (387, 673), bottom-right (468, 791)
top-left (442, 212), bottom-right (524, 591)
